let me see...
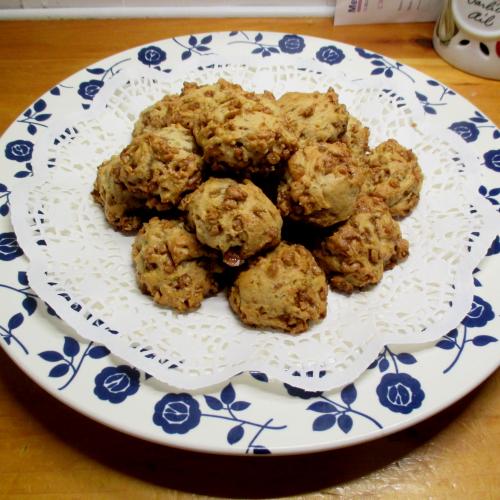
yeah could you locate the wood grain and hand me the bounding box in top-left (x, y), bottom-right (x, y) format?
top-left (0, 18), bottom-right (499, 498)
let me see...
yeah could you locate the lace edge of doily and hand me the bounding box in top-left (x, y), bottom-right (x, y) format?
top-left (9, 63), bottom-right (500, 391)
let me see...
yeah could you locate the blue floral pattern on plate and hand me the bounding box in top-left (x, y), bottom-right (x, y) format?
top-left (0, 31), bottom-right (498, 455)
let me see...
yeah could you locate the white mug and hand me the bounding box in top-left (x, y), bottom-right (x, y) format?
top-left (433, 0), bottom-right (500, 80)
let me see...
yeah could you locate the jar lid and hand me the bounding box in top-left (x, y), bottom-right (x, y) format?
top-left (452, 0), bottom-right (500, 40)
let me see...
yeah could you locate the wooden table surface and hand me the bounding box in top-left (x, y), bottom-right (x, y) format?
top-left (0, 18), bottom-right (499, 498)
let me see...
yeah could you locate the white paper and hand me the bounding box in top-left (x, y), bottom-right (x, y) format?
top-left (10, 61), bottom-right (499, 391)
top-left (334, 0), bottom-right (444, 25)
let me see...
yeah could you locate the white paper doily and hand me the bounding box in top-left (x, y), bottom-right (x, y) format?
top-left (11, 61), bottom-right (499, 391)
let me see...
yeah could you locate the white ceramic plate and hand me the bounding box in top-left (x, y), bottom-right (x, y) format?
top-left (1, 32), bottom-right (499, 455)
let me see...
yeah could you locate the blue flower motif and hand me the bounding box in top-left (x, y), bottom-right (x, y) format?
top-left (5, 140), bottom-right (34, 162)
top-left (316, 45), bottom-right (345, 65)
top-left (77, 79), bottom-right (104, 101)
top-left (462, 295), bottom-right (495, 328)
top-left (278, 35), bottom-right (305, 54)
top-left (484, 149), bottom-right (500, 173)
top-left (0, 232), bottom-right (23, 261)
top-left (449, 121), bottom-right (479, 143)
top-left (94, 365), bottom-right (140, 404)
top-left (138, 45), bottom-right (167, 66)
top-left (376, 373), bottom-right (425, 414)
top-left (153, 393), bottom-right (201, 434)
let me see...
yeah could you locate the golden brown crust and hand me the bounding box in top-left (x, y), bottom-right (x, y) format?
top-left (228, 242), bottom-right (327, 334)
top-left (181, 177), bottom-right (282, 265)
top-left (364, 139), bottom-right (423, 218)
top-left (132, 217), bottom-right (220, 312)
top-left (313, 195), bottom-right (409, 293)
top-left (278, 88), bottom-right (348, 146)
top-left (277, 142), bottom-right (366, 227)
top-left (119, 125), bottom-right (203, 211)
top-left (191, 80), bottom-right (296, 175)
top-left (132, 94), bottom-right (183, 136)
top-left (92, 155), bottom-right (144, 232)
top-left (340, 114), bottom-right (370, 161)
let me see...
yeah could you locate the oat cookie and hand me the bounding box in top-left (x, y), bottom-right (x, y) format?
top-left (132, 218), bottom-right (220, 312)
top-left (364, 139), bottom-right (423, 218)
top-left (277, 142), bottom-right (366, 227)
top-left (229, 242), bottom-right (327, 334)
top-left (340, 114), bottom-right (370, 161)
top-left (193, 80), bottom-right (296, 175)
top-left (313, 195), bottom-right (409, 293)
top-left (119, 125), bottom-right (203, 211)
top-left (181, 177), bottom-right (282, 266)
top-left (92, 155), bottom-right (144, 232)
top-left (278, 88), bottom-right (348, 146)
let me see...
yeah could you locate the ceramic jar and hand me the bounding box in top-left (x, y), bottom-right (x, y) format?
top-left (433, 0), bottom-right (500, 80)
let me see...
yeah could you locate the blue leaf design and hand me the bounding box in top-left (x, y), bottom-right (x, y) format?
top-left (23, 109), bottom-right (32, 117)
top-left (227, 424), bottom-right (244, 445)
top-left (268, 47), bottom-right (280, 53)
top-left (385, 68), bottom-right (393, 77)
top-left (49, 363), bottom-right (70, 378)
top-left (472, 335), bottom-right (497, 346)
top-left (367, 358), bottom-right (379, 369)
top-left (341, 384), bottom-right (357, 405)
top-left (18, 271), bottom-right (28, 285)
top-left (262, 51), bottom-right (271, 58)
top-left (371, 67), bottom-right (385, 75)
top-left (424, 106), bottom-right (437, 115)
top-left (355, 47), bottom-right (382, 59)
top-left (63, 336), bottom-right (80, 357)
top-left (188, 35), bottom-right (197, 47)
top-left (493, 130), bottom-right (500, 139)
top-left (220, 383), bottom-right (236, 404)
top-left (490, 188), bottom-right (500, 196)
top-left (470, 117), bottom-right (488, 124)
top-left (88, 345), bottom-right (110, 359)
top-left (371, 60), bottom-right (385, 66)
top-left (230, 401), bottom-right (251, 411)
top-left (249, 371), bottom-right (268, 382)
top-left (8, 313), bottom-right (23, 330)
top-left (313, 414), bottom-right (336, 431)
top-left (307, 401), bottom-right (336, 413)
top-left (204, 395), bottom-right (223, 410)
top-left (34, 99), bottom-right (46, 112)
top-left (86, 67), bottom-right (106, 75)
top-left (28, 124), bottom-right (37, 136)
top-left (427, 79), bottom-right (440, 86)
top-left (35, 114), bottom-right (51, 122)
top-left (200, 35), bottom-right (212, 44)
top-left (396, 353), bottom-right (417, 365)
top-left (255, 33), bottom-right (263, 42)
top-left (22, 296), bottom-right (37, 316)
top-left (39, 350), bottom-right (64, 362)
top-left (252, 445), bottom-right (271, 455)
top-left (415, 92), bottom-right (428, 102)
top-left (15, 171), bottom-right (31, 179)
top-left (196, 46), bottom-right (210, 52)
top-left (338, 413), bottom-right (353, 434)
top-left (229, 31), bottom-right (238, 36)
top-left (436, 339), bottom-right (455, 350)
top-left (50, 87), bottom-right (61, 96)
top-left (379, 358), bottom-right (389, 372)
top-left (252, 47), bottom-right (264, 54)
top-left (0, 204), bottom-right (9, 216)
top-left (181, 50), bottom-right (191, 60)
top-left (479, 185), bottom-right (487, 196)
top-left (82, 104), bottom-right (90, 110)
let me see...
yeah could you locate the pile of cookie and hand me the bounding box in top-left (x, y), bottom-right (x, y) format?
top-left (92, 79), bottom-right (423, 334)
